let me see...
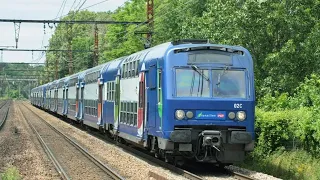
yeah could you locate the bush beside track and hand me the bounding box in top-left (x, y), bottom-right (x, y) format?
top-left (239, 74), bottom-right (320, 180)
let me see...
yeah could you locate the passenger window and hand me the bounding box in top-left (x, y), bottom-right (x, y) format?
top-left (128, 62), bottom-right (132, 77)
top-left (158, 69), bottom-right (162, 103)
top-left (132, 61), bottom-right (136, 76)
top-left (122, 64), bottom-right (125, 78)
top-left (124, 64), bottom-right (127, 78)
top-left (136, 60), bottom-right (139, 76)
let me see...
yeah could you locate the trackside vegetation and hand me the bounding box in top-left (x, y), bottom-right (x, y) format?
top-left (0, 167), bottom-right (21, 180)
top-left (239, 74), bottom-right (320, 179)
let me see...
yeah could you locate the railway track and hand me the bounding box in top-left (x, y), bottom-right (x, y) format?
top-left (0, 100), bottom-right (11, 130)
top-left (27, 102), bottom-right (256, 180)
top-left (232, 171), bottom-right (257, 180)
top-left (110, 141), bottom-right (257, 180)
top-left (19, 103), bottom-right (124, 180)
top-left (70, 118), bottom-right (256, 180)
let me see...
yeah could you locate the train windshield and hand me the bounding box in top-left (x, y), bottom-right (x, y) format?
top-left (175, 68), bottom-right (246, 98)
top-left (175, 69), bottom-right (210, 97)
top-left (212, 69), bottom-right (246, 98)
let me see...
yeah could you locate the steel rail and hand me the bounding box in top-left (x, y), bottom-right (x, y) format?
top-left (231, 171), bottom-right (257, 180)
top-left (86, 127), bottom-right (204, 180)
top-left (0, 100), bottom-right (10, 130)
top-left (22, 103), bottom-right (124, 180)
top-left (18, 103), bottom-right (70, 180)
top-left (118, 144), bottom-right (204, 180)
top-left (83, 125), bottom-right (258, 180)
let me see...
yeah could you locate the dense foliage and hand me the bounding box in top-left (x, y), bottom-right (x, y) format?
top-left (44, 0), bottom-right (320, 100)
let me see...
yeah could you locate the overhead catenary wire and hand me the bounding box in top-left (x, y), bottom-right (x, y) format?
top-left (33, 0), bottom-right (68, 64)
top-left (54, 0), bottom-right (112, 20)
top-left (55, 0), bottom-right (68, 19)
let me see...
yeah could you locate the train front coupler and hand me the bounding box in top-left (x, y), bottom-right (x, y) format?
top-left (194, 130), bottom-right (222, 162)
top-left (201, 130), bottom-right (221, 151)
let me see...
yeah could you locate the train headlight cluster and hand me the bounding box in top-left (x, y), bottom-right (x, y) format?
top-left (236, 111), bottom-right (246, 121)
top-left (175, 110), bottom-right (185, 120)
top-left (186, 111), bottom-right (194, 119)
top-left (228, 112), bottom-right (236, 119)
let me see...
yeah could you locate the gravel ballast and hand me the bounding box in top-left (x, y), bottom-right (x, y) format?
top-left (0, 101), bottom-right (60, 179)
top-left (19, 103), bottom-right (115, 180)
top-left (25, 101), bottom-right (283, 180)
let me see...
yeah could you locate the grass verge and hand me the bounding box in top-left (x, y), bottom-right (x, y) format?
top-left (238, 149), bottom-right (320, 180)
top-left (1, 166), bottom-right (21, 180)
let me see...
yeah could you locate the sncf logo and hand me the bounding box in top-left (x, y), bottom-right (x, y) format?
top-left (217, 114), bottom-right (224, 118)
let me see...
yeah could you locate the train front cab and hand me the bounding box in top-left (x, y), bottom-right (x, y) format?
top-left (159, 43), bottom-right (255, 164)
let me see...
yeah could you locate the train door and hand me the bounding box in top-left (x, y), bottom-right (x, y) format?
top-left (49, 90), bottom-right (52, 109)
top-left (80, 82), bottom-right (84, 120)
top-left (62, 87), bottom-right (65, 114)
top-left (114, 69), bottom-right (121, 132)
top-left (97, 77), bottom-right (103, 126)
top-left (137, 69), bottom-right (146, 138)
top-left (147, 63), bottom-right (157, 128)
top-left (42, 88), bottom-right (45, 108)
top-left (55, 88), bottom-right (58, 111)
top-left (75, 83), bottom-right (79, 118)
top-left (66, 87), bottom-right (69, 115)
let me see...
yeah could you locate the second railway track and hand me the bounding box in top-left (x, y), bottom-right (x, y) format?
top-left (18, 102), bottom-right (124, 180)
top-left (0, 100), bottom-right (11, 130)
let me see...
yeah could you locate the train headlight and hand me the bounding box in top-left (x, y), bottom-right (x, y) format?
top-left (236, 111), bottom-right (246, 121)
top-left (175, 110), bottom-right (185, 120)
top-left (186, 111), bottom-right (194, 119)
top-left (228, 112), bottom-right (236, 120)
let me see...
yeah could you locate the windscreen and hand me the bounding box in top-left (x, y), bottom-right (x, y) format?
top-left (175, 68), bottom-right (246, 98)
top-left (212, 70), bottom-right (246, 98)
top-left (175, 69), bottom-right (210, 97)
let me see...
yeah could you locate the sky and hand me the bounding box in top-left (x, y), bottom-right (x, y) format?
top-left (0, 0), bottom-right (127, 64)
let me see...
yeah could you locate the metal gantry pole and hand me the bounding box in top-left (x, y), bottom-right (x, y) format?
top-left (146, 0), bottom-right (154, 48)
top-left (14, 22), bottom-right (21, 48)
top-left (94, 24), bottom-right (99, 67)
top-left (68, 24), bottom-right (73, 75)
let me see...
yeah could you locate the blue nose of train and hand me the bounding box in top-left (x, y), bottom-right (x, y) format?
top-left (166, 99), bottom-right (254, 128)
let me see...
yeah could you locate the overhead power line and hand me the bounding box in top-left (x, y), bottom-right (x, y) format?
top-left (1, 69), bottom-right (54, 72)
top-left (2, 79), bottom-right (38, 81)
top-left (0, 62), bottom-right (46, 65)
top-left (53, 0), bottom-right (110, 20)
top-left (56, 0), bottom-right (68, 19)
top-left (0, 48), bottom-right (93, 52)
top-left (0, 19), bottom-right (146, 25)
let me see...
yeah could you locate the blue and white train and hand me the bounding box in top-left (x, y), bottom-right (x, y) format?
top-left (31, 40), bottom-right (255, 165)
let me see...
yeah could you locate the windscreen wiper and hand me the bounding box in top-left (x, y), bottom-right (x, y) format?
top-left (191, 65), bottom-right (210, 82)
top-left (216, 66), bottom-right (229, 87)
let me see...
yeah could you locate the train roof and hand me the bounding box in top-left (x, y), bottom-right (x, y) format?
top-left (100, 40), bottom-right (251, 69)
top-left (31, 40), bottom-right (251, 90)
top-left (63, 71), bottom-right (87, 86)
top-left (101, 56), bottom-right (126, 74)
top-left (85, 63), bottom-right (107, 75)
